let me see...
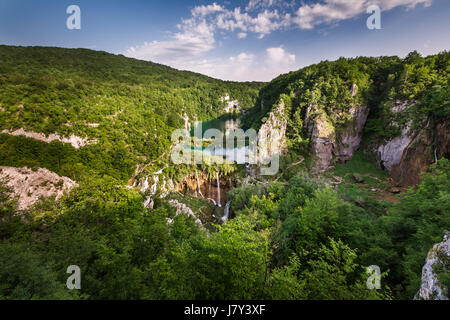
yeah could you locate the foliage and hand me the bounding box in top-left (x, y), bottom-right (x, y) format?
top-left (0, 45), bottom-right (263, 183)
top-left (0, 46), bottom-right (448, 300)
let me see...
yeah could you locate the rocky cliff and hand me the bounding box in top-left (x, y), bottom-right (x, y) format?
top-left (133, 168), bottom-right (232, 209)
top-left (257, 98), bottom-right (288, 167)
top-left (415, 231), bottom-right (449, 300)
top-left (375, 112), bottom-right (450, 186)
top-left (305, 108), bottom-right (335, 172)
top-left (390, 117), bottom-right (449, 186)
top-left (305, 100), bottom-right (369, 172)
top-left (334, 105), bottom-right (370, 163)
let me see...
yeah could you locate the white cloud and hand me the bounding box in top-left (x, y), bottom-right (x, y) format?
top-left (165, 53), bottom-right (257, 82)
top-left (125, 0), bottom-right (433, 81)
top-left (125, 2), bottom-right (292, 67)
top-left (293, 0), bottom-right (432, 29)
top-left (245, 0), bottom-right (294, 12)
top-left (266, 47), bottom-right (296, 66)
top-left (166, 47), bottom-right (296, 82)
top-left (126, 15), bottom-right (216, 63)
top-left (237, 32), bottom-right (248, 39)
top-left (191, 3), bottom-right (226, 17)
top-left (216, 7), bottom-right (291, 38)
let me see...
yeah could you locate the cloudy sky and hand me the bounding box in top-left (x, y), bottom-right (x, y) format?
top-left (1, 0), bottom-right (449, 81)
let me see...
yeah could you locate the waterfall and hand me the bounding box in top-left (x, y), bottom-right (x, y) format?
top-left (434, 147), bottom-right (438, 164)
top-left (221, 201), bottom-right (231, 222)
top-left (216, 171), bottom-right (221, 207)
top-left (143, 196), bottom-right (153, 209)
top-left (150, 176), bottom-right (159, 196)
top-left (140, 176), bottom-right (149, 193)
top-left (207, 198), bottom-right (217, 206)
top-left (196, 171), bottom-right (204, 198)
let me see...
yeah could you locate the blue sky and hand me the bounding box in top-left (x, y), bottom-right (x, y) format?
top-left (0, 0), bottom-right (449, 81)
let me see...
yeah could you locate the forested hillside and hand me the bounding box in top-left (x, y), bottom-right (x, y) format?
top-left (0, 45), bottom-right (263, 182)
top-left (245, 51), bottom-right (449, 149)
top-left (0, 46), bottom-right (448, 300)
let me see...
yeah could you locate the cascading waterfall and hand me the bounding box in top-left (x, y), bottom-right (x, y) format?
top-left (216, 171), bottom-right (221, 207)
top-left (150, 176), bottom-right (159, 196)
top-left (196, 171), bottom-right (204, 198)
top-left (140, 176), bottom-right (149, 193)
top-left (221, 201), bottom-right (231, 222)
top-left (207, 198), bottom-right (217, 206)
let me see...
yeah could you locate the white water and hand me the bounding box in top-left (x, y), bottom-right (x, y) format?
top-left (221, 201), bottom-right (231, 222)
top-left (140, 176), bottom-right (149, 192)
top-left (184, 145), bottom-right (249, 164)
top-left (207, 198), bottom-right (217, 206)
top-left (216, 171), bottom-right (221, 207)
top-left (150, 176), bottom-right (159, 196)
top-left (196, 171), bottom-right (204, 198)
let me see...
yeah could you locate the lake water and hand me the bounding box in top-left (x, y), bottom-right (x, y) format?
top-left (190, 116), bottom-right (242, 138)
top-left (187, 116), bottom-right (251, 164)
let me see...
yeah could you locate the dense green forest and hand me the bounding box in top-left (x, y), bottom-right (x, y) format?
top-left (0, 46), bottom-right (448, 300)
top-left (244, 51), bottom-right (449, 151)
top-left (1, 159), bottom-right (448, 299)
top-left (0, 45), bottom-right (263, 182)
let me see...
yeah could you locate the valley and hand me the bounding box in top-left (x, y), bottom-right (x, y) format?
top-left (0, 45), bottom-right (448, 300)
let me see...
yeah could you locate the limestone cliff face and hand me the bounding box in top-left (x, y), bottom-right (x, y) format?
top-left (257, 99), bottom-right (288, 165)
top-left (305, 103), bottom-right (369, 173)
top-left (390, 117), bottom-right (450, 186)
top-left (375, 109), bottom-right (450, 186)
top-left (334, 105), bottom-right (370, 162)
top-left (375, 101), bottom-right (414, 173)
top-left (220, 94), bottom-right (242, 114)
top-left (173, 172), bottom-right (232, 207)
top-left (1, 128), bottom-right (93, 149)
top-left (133, 168), bottom-right (232, 209)
top-left (415, 231), bottom-right (449, 300)
top-left (305, 108), bottom-right (335, 172)
top-left (377, 126), bottom-right (413, 172)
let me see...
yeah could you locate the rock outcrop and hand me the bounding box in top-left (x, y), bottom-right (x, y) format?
top-left (257, 99), bottom-right (287, 165)
top-left (334, 105), bottom-right (370, 162)
top-left (220, 94), bottom-right (241, 114)
top-left (415, 231), bottom-right (449, 300)
top-left (1, 128), bottom-right (92, 149)
top-left (379, 116), bottom-right (450, 186)
top-left (167, 199), bottom-right (202, 226)
top-left (378, 126), bottom-right (413, 172)
top-left (0, 166), bottom-right (77, 210)
top-left (306, 109), bottom-right (335, 172)
top-left (133, 168), bottom-right (232, 209)
top-left (305, 103), bottom-right (369, 173)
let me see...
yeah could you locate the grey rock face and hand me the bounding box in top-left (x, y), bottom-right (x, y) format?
top-left (334, 105), bottom-right (369, 163)
top-left (306, 104), bottom-right (369, 173)
top-left (257, 99), bottom-right (287, 164)
top-left (377, 126), bottom-right (412, 172)
top-left (415, 231), bottom-right (450, 300)
top-left (376, 100), bottom-right (415, 173)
